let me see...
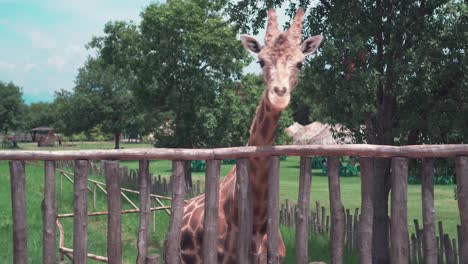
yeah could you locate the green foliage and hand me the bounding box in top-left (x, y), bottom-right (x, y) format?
top-left (228, 1), bottom-right (468, 146)
top-left (55, 21), bottom-right (150, 149)
top-left (137, 0), bottom-right (251, 147)
top-left (191, 160), bottom-right (206, 172)
top-left (0, 81), bottom-right (24, 134)
top-left (23, 102), bottom-right (55, 129)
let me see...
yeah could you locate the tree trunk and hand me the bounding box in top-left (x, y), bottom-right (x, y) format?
top-left (372, 158), bottom-right (391, 264)
top-left (184, 161), bottom-right (192, 188)
top-left (114, 133), bottom-right (120, 149)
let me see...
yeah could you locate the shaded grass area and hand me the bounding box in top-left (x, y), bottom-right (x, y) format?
top-left (0, 142), bottom-right (461, 262)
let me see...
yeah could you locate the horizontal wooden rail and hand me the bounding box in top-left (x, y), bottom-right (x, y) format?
top-left (57, 206), bottom-right (172, 218)
top-left (2, 144), bottom-right (468, 160)
top-left (59, 247), bottom-right (108, 262)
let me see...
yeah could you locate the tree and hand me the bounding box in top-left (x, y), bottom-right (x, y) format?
top-left (0, 81), bottom-right (24, 135)
top-left (136, 0), bottom-right (250, 148)
top-left (227, 1), bottom-right (467, 262)
top-left (23, 102), bottom-right (56, 129)
top-left (71, 58), bottom-right (137, 149)
top-left (54, 21), bottom-right (148, 149)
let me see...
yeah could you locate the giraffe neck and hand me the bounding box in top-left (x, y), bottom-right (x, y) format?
top-left (247, 93), bottom-right (281, 228)
top-left (248, 93), bottom-right (281, 146)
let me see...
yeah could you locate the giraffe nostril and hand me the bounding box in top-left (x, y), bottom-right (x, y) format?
top-left (273, 86), bottom-right (287, 97)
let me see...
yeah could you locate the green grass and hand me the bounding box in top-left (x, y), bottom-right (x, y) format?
top-left (0, 161), bottom-right (170, 263)
top-left (281, 226), bottom-right (359, 263)
top-left (0, 141), bottom-right (461, 263)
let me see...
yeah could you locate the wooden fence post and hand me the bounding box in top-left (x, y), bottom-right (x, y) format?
top-left (359, 157), bottom-right (374, 264)
top-left (390, 157), bottom-right (409, 264)
top-left (456, 156), bottom-right (468, 264)
top-left (104, 160), bottom-right (122, 263)
top-left (443, 234), bottom-right (456, 264)
top-left (164, 160), bottom-right (186, 264)
top-left (268, 156), bottom-right (281, 264)
top-left (137, 160), bottom-right (151, 264)
top-left (146, 254), bottom-right (160, 264)
top-left (203, 160), bottom-right (221, 263)
top-left (43, 160), bottom-right (57, 264)
top-left (73, 159), bottom-right (89, 263)
top-left (9, 160), bottom-right (28, 264)
top-left (422, 158), bottom-right (437, 264)
top-left (328, 156), bottom-right (344, 264)
top-left (296, 156), bottom-right (312, 264)
top-left (237, 158), bottom-right (252, 263)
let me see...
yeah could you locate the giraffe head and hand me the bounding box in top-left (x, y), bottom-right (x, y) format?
top-left (241, 8), bottom-right (323, 111)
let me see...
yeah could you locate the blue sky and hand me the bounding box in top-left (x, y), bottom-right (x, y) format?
top-left (0, 0), bottom-right (155, 104)
top-left (0, 0), bottom-right (296, 104)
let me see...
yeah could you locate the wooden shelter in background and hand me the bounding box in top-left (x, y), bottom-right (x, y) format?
top-left (285, 121), bottom-right (354, 145)
top-left (30, 127), bottom-right (56, 147)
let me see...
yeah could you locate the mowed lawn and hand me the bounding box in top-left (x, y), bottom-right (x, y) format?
top-left (0, 141), bottom-right (461, 262)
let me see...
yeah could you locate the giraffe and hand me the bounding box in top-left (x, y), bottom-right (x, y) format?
top-left (175, 8), bottom-right (323, 263)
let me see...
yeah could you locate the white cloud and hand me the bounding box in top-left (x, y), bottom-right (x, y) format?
top-left (26, 29), bottom-right (57, 50)
top-left (47, 56), bottom-right (66, 71)
top-left (23, 63), bottom-right (38, 72)
top-left (0, 61), bottom-right (15, 71)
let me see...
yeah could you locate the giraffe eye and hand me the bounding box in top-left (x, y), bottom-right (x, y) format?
top-left (296, 62), bottom-right (304, 70)
top-left (257, 60), bottom-right (265, 68)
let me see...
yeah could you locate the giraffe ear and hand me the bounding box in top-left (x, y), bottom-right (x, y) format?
top-left (240, 35), bottom-right (263, 55)
top-left (301, 35), bottom-right (323, 56)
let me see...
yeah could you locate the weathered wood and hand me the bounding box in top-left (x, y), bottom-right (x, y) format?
top-left (410, 234), bottom-right (417, 264)
top-left (438, 221), bottom-right (444, 263)
top-left (164, 160), bottom-right (186, 264)
top-left (456, 156), bottom-right (468, 264)
top-left (266, 156), bottom-right (281, 264)
top-left (137, 160), bottom-right (151, 264)
top-left (57, 219), bottom-right (65, 262)
top-left (422, 158), bottom-right (437, 264)
top-left (146, 254), bottom-right (160, 264)
top-left (202, 160), bottom-right (221, 263)
top-left (444, 234), bottom-right (456, 264)
top-left (254, 253), bottom-right (267, 264)
top-left (328, 156), bottom-right (344, 264)
top-left (9, 160), bottom-right (28, 264)
top-left (346, 209), bottom-right (352, 250)
top-left (43, 160), bottom-right (57, 264)
top-left (452, 238), bottom-right (458, 264)
top-left (353, 208), bottom-right (359, 251)
top-left (390, 157), bottom-right (409, 264)
top-left (92, 183), bottom-right (97, 211)
top-left (237, 158), bottom-right (252, 263)
top-left (59, 247), bottom-right (108, 262)
top-left (322, 206), bottom-right (326, 235)
top-left (2, 144), bottom-right (468, 161)
top-left (104, 161), bottom-right (122, 263)
top-left (296, 157), bottom-right (312, 264)
top-left (457, 225), bottom-right (461, 264)
top-left (437, 236), bottom-right (441, 263)
top-left (316, 201), bottom-right (321, 233)
top-left (57, 205), bottom-right (171, 218)
top-left (73, 160), bottom-right (89, 264)
top-left (359, 157), bottom-right (375, 264)
top-left (414, 219), bottom-right (422, 263)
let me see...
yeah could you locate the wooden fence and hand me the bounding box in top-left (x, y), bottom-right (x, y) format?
top-left (2, 144), bottom-right (468, 263)
top-left (280, 200), bottom-right (461, 264)
top-left (57, 160), bottom-right (203, 197)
